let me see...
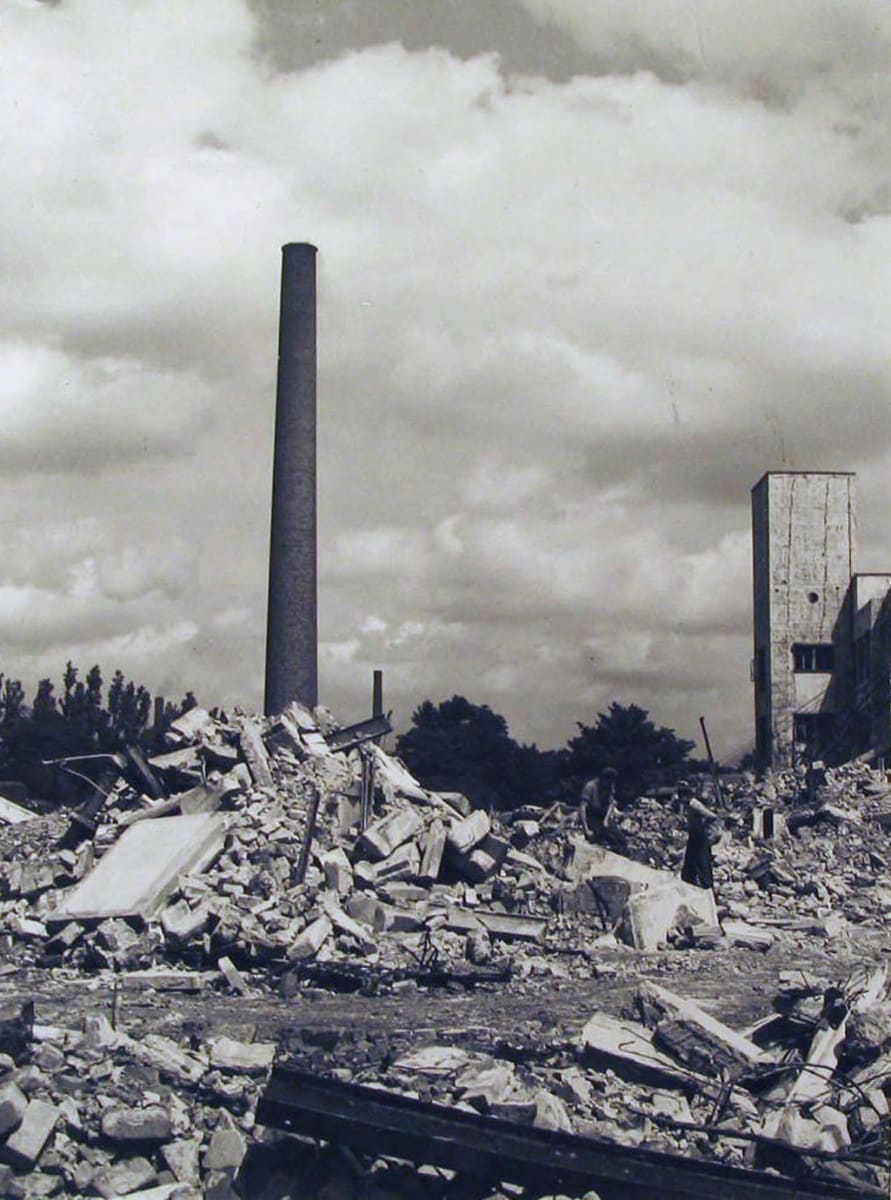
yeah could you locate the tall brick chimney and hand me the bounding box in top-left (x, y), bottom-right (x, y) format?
top-left (265, 242), bottom-right (318, 715)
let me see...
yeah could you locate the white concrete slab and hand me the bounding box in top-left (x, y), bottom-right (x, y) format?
top-left (0, 795), bottom-right (35, 824)
top-left (54, 813), bottom-right (225, 921)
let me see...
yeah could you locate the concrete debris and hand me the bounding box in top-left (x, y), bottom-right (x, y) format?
top-left (53, 813), bottom-right (226, 922)
top-left (0, 706), bottom-right (888, 1196)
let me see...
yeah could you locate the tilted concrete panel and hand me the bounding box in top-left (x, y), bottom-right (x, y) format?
top-left (54, 813), bottom-right (225, 922)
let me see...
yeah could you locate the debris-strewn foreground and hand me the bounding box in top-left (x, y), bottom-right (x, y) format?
top-left (0, 704), bottom-right (888, 1199)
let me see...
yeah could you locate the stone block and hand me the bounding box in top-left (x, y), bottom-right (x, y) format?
top-left (418, 819), bottom-right (446, 883)
top-left (92, 1155), bottom-right (157, 1199)
top-left (203, 1113), bottom-right (246, 1172)
top-left (209, 1037), bottom-right (276, 1075)
top-left (368, 842), bottom-right (420, 884)
top-left (355, 808), bottom-right (424, 862)
top-left (1, 1098), bottom-right (59, 1168)
top-left (287, 914), bottom-right (332, 961)
top-left (161, 899), bottom-right (209, 944)
top-left (345, 895), bottom-right (385, 929)
top-left (446, 810), bottom-right (490, 854)
top-left (457, 834), bottom-right (510, 883)
top-left (320, 847), bottom-right (353, 894)
top-left (101, 1104), bottom-right (173, 1141)
top-left (161, 1136), bottom-right (201, 1183)
top-left (0, 1080), bottom-right (27, 1137)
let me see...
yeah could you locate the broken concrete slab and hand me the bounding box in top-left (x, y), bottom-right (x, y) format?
top-left (209, 1036), bottom-right (276, 1074)
top-left (394, 1046), bottom-right (475, 1075)
top-left (168, 705), bottom-right (214, 743)
top-left (0, 1079), bottom-right (27, 1136)
top-left (639, 981), bottom-right (773, 1077)
top-left (287, 914), bottom-right (332, 961)
top-left (452, 834), bottom-right (511, 883)
top-left (580, 1012), bottom-right (701, 1093)
top-left (1, 1098), bottom-right (59, 1168)
top-left (92, 1155), bottom-right (157, 1199)
top-left (418, 818), bottom-right (446, 883)
top-left (161, 1137), bottom-right (202, 1184)
top-left (0, 795), bottom-right (35, 825)
top-left (533, 1089), bottom-right (573, 1133)
top-left (320, 897), bottom-right (378, 951)
top-left (621, 878), bottom-right (718, 951)
top-left (354, 808), bottom-right (424, 862)
top-left (101, 1104), bottom-right (173, 1141)
top-left (564, 839), bottom-right (667, 888)
top-left (442, 907), bottom-right (548, 944)
top-left (320, 847), bottom-right (353, 894)
top-left (53, 812), bottom-right (225, 922)
top-left (203, 1112), bottom-right (247, 1171)
top-left (447, 810), bottom-right (490, 854)
top-left (458, 1062), bottom-right (517, 1111)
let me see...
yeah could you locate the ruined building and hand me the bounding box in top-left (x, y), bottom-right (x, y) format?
top-left (752, 470), bottom-right (891, 767)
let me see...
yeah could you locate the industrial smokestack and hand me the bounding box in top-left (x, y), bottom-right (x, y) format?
top-left (265, 242), bottom-right (318, 715)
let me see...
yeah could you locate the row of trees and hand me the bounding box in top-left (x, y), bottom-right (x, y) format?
top-left (0, 664), bottom-right (196, 797)
top-left (0, 669), bottom-right (700, 813)
top-left (394, 695), bottom-right (702, 811)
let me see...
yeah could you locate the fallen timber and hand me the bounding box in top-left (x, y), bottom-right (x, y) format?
top-left (256, 1066), bottom-right (881, 1200)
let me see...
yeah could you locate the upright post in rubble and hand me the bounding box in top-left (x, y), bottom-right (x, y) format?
top-left (265, 242), bottom-right (319, 716)
top-left (699, 716), bottom-right (724, 810)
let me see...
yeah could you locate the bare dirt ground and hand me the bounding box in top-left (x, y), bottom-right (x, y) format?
top-left (5, 929), bottom-right (885, 1055)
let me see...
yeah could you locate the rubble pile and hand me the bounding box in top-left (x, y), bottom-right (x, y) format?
top-left (0, 704), bottom-right (570, 985)
top-left (276, 962), bottom-right (891, 1195)
top-left (4, 706), bottom-right (891, 978)
top-left (0, 997), bottom-right (277, 1200)
top-left (0, 704), bottom-right (887, 1195)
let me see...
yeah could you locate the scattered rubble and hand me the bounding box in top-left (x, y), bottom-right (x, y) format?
top-left (0, 707), bottom-right (887, 1195)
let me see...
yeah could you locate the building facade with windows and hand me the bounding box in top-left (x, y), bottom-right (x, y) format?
top-left (751, 471), bottom-right (891, 767)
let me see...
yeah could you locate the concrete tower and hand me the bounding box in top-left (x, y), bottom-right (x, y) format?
top-left (751, 472), bottom-right (855, 766)
top-left (265, 243), bottom-right (318, 715)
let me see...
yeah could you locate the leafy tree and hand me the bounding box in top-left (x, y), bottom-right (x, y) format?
top-left (106, 669), bottom-right (151, 747)
top-left (395, 695), bottom-right (562, 811)
top-left (32, 679), bottom-right (58, 721)
top-left (0, 676), bottom-right (24, 727)
top-left (84, 665), bottom-right (104, 740)
top-left (0, 663), bottom-right (194, 801)
top-left (566, 702), bottom-right (697, 800)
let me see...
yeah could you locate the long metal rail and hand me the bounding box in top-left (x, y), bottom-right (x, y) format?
top-left (256, 1065), bottom-right (882, 1200)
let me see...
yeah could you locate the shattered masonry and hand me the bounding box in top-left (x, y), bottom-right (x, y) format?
top-left (0, 702), bottom-right (887, 1196)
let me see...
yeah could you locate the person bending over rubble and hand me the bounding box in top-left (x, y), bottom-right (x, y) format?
top-left (580, 767), bottom-right (625, 851)
top-left (677, 781), bottom-right (722, 890)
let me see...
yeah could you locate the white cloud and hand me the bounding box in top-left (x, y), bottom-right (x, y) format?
top-left (0, 1), bottom-right (886, 757)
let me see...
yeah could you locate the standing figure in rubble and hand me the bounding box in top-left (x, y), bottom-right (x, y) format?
top-left (677, 781), bottom-right (722, 890)
top-left (580, 766), bottom-right (625, 850)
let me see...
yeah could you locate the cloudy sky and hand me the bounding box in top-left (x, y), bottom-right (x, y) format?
top-left (1, 0), bottom-right (889, 760)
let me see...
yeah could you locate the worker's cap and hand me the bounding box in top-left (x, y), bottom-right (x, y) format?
top-left (600, 766), bottom-right (618, 778)
top-left (675, 780), bottom-right (693, 794)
